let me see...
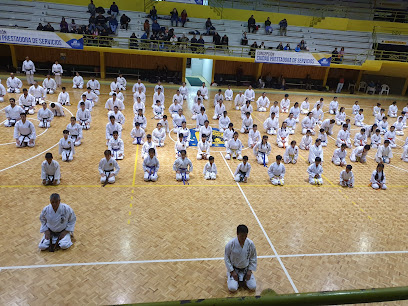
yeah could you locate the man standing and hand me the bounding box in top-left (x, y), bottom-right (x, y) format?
top-left (52, 61), bottom-right (63, 88)
top-left (38, 193), bottom-right (76, 251)
top-left (224, 224), bottom-right (257, 292)
top-left (22, 56), bottom-right (35, 85)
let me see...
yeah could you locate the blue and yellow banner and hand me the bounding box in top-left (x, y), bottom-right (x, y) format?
top-left (189, 128), bottom-right (225, 147)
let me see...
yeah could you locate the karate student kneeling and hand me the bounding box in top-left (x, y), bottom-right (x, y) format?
top-left (41, 153), bottom-right (61, 185)
top-left (226, 132), bottom-right (243, 160)
top-left (197, 135), bottom-right (210, 160)
top-left (108, 131), bottom-right (125, 160)
top-left (224, 224), bottom-right (257, 292)
top-left (340, 164), bottom-right (354, 188)
top-left (143, 148), bottom-right (160, 182)
top-left (99, 150), bottom-right (120, 185)
top-left (173, 150), bottom-right (193, 183)
top-left (253, 135), bottom-right (271, 166)
top-left (268, 155), bottom-right (285, 185)
top-left (58, 130), bottom-right (75, 162)
top-left (39, 193), bottom-right (76, 251)
top-left (234, 156), bottom-right (251, 183)
top-left (14, 112), bottom-right (36, 147)
top-left (370, 163), bottom-right (387, 190)
top-left (203, 156), bottom-right (217, 180)
top-left (307, 157), bottom-right (323, 185)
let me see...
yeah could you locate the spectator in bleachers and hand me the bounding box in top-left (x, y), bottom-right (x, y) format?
top-left (190, 34), bottom-right (197, 52)
top-left (96, 6), bottom-right (105, 15)
top-left (96, 13), bottom-right (107, 31)
top-left (150, 6), bottom-right (157, 21)
top-left (141, 31), bottom-right (148, 40)
top-left (279, 18), bottom-right (287, 36)
top-left (299, 40), bottom-right (308, 51)
top-left (221, 35), bottom-right (229, 49)
top-left (37, 23), bottom-right (43, 31)
top-left (120, 14), bottom-right (130, 30)
top-left (181, 10), bottom-right (188, 27)
top-left (69, 19), bottom-right (77, 33)
top-left (284, 43), bottom-right (291, 51)
top-left (332, 48), bottom-right (339, 63)
top-left (339, 47), bottom-right (345, 63)
top-left (109, 15), bottom-right (118, 34)
top-left (170, 8), bottom-right (179, 27)
top-left (88, 0), bottom-right (96, 16)
top-left (89, 15), bottom-right (96, 32)
top-left (152, 20), bottom-right (161, 36)
top-left (241, 32), bottom-right (248, 46)
top-left (144, 20), bottom-right (150, 37)
top-left (248, 15), bottom-right (256, 33)
top-left (198, 35), bottom-right (205, 53)
top-left (109, 2), bottom-right (119, 19)
top-left (205, 18), bottom-right (213, 35)
top-left (249, 41), bottom-right (258, 58)
top-left (259, 42), bottom-right (265, 49)
top-left (265, 17), bottom-right (272, 34)
top-left (180, 34), bottom-right (189, 51)
top-left (44, 23), bottom-right (55, 32)
top-left (129, 33), bottom-right (138, 49)
top-left (60, 18), bottom-right (69, 33)
top-left (170, 34), bottom-right (178, 50)
top-left (213, 32), bottom-right (222, 49)
top-left (276, 42), bottom-right (284, 50)
top-left (295, 45), bottom-right (301, 52)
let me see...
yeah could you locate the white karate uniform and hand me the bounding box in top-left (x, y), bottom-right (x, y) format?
top-left (378, 120), bottom-right (388, 134)
top-left (226, 138), bottom-right (243, 160)
top-left (270, 105), bottom-right (280, 117)
top-left (117, 76), bottom-right (127, 90)
top-left (159, 119), bottom-right (170, 133)
top-left (108, 110), bottom-right (125, 127)
top-left (280, 98), bottom-right (290, 112)
top-left (299, 135), bottom-right (312, 150)
top-left (77, 99), bottom-right (93, 112)
top-left (375, 145), bottom-right (393, 164)
top-left (384, 130), bottom-right (397, 148)
top-left (37, 108), bottom-right (54, 128)
top-left (284, 118), bottom-right (296, 134)
top-left (50, 102), bottom-right (65, 117)
top-left (109, 81), bottom-right (121, 95)
top-left (199, 125), bottom-right (213, 145)
top-left (83, 91), bottom-right (99, 105)
top-left (332, 148), bottom-right (347, 165)
top-left (133, 91), bottom-right (146, 104)
top-left (340, 170), bottom-right (354, 187)
top-left (241, 104), bottom-right (254, 120)
top-left (354, 132), bottom-right (367, 147)
top-left (256, 96), bottom-right (270, 112)
top-left (173, 157), bottom-right (193, 181)
top-left (213, 103), bottom-right (226, 119)
top-left (376, 112), bottom-right (385, 124)
top-left (388, 104), bottom-right (398, 118)
top-left (289, 106), bottom-right (300, 122)
top-left (219, 115), bottom-right (231, 133)
top-left (105, 97), bottom-right (125, 111)
top-left (38, 203), bottom-right (76, 250)
top-left (152, 127), bottom-right (166, 146)
top-left (223, 128), bottom-right (235, 142)
top-left (14, 119), bottom-right (36, 147)
top-left (57, 92), bottom-right (70, 106)
top-left (4, 105), bottom-right (23, 127)
top-left (370, 133), bottom-right (382, 149)
top-left (300, 101), bottom-right (309, 114)
top-left (42, 78), bottom-right (57, 94)
top-left (66, 122), bottom-right (83, 146)
top-left (263, 117), bottom-right (279, 135)
top-left (179, 85), bottom-right (188, 100)
top-left (248, 129), bottom-right (261, 147)
top-left (76, 108), bottom-right (91, 130)
top-left (308, 144), bottom-right (323, 164)
top-left (28, 85), bottom-right (46, 105)
top-left (153, 104), bottom-right (164, 119)
top-left (352, 104), bottom-right (360, 115)
top-left (213, 93), bottom-right (224, 106)
top-left (373, 105), bottom-right (381, 116)
top-left (244, 89), bottom-right (255, 102)
top-left (336, 129), bottom-right (351, 148)
top-left (98, 157), bottom-right (120, 184)
top-left (142, 141), bottom-right (156, 160)
top-left (73, 75), bottom-right (84, 89)
top-left (277, 128), bottom-right (289, 148)
top-left (253, 142), bottom-right (271, 165)
top-left (321, 119), bottom-right (334, 135)
top-left (178, 127), bottom-right (191, 143)
top-left (152, 92), bottom-right (165, 108)
top-left (203, 162), bottom-right (217, 180)
top-left (133, 101), bottom-right (146, 115)
top-left (241, 116), bottom-right (253, 133)
top-left (224, 237), bottom-right (257, 292)
top-left (225, 89), bottom-right (233, 101)
top-left (52, 64), bottom-right (63, 87)
top-left (336, 111), bottom-right (346, 125)
top-left (191, 103), bottom-right (202, 120)
top-left (329, 100), bottom-right (339, 114)
top-left (370, 170), bottom-right (387, 190)
top-left (133, 115), bottom-right (147, 130)
top-left (175, 140), bottom-right (189, 156)
top-left (268, 162), bottom-right (285, 185)
top-left (173, 93), bottom-right (183, 106)
top-left (194, 110), bottom-right (207, 127)
top-left (350, 146), bottom-right (368, 163)
top-left (18, 93), bottom-right (36, 115)
top-left (130, 127), bottom-right (145, 145)
top-left (301, 116), bottom-right (316, 135)
top-left (154, 85), bottom-right (164, 93)
top-left (0, 83), bottom-right (5, 102)
top-left (194, 94), bottom-right (203, 104)
top-left (6, 76), bottom-right (22, 93)
top-left (313, 100), bottom-right (324, 110)
top-left (87, 79), bottom-right (100, 95)
top-left (143, 155), bottom-right (160, 181)
top-left (200, 86), bottom-right (208, 100)
top-left (234, 94), bottom-right (245, 110)
top-left (307, 163), bottom-right (323, 185)
top-left (401, 143), bottom-right (408, 162)
top-left (173, 114), bottom-right (186, 130)
top-left (106, 122), bottom-right (122, 142)
top-left (197, 140), bottom-right (210, 160)
top-left (22, 60), bottom-right (35, 85)
top-left (393, 120), bottom-right (404, 136)
top-left (41, 160), bottom-right (61, 185)
top-left (311, 108), bottom-right (323, 125)
top-left (284, 145), bottom-right (299, 164)
top-left (234, 162), bottom-right (251, 182)
top-left (133, 82), bottom-right (146, 93)
top-left (59, 137), bottom-right (75, 161)
top-left (354, 113), bottom-right (364, 126)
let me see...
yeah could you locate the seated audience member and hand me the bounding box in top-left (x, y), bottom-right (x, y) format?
top-left (120, 14), bottom-right (131, 30)
top-left (265, 17), bottom-right (272, 34)
top-left (221, 35), bottom-right (229, 49)
top-left (60, 17), bottom-right (69, 33)
top-left (37, 23), bottom-right (44, 31)
top-left (248, 15), bottom-right (256, 33)
top-left (241, 32), bottom-right (248, 46)
top-left (276, 42), bottom-right (284, 50)
top-left (44, 22), bottom-right (55, 32)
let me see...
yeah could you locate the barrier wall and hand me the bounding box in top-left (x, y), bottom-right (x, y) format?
top-left (104, 53), bottom-right (183, 71)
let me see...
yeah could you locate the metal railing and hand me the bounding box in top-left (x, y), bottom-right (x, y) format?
top-left (373, 50), bottom-right (408, 62)
top-left (373, 9), bottom-right (408, 23)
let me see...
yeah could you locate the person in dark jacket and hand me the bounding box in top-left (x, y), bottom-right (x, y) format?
top-left (150, 6), bottom-right (157, 21)
top-left (170, 8), bottom-right (179, 27)
top-left (120, 14), bottom-right (131, 30)
top-left (248, 15), bottom-right (256, 33)
top-left (276, 42), bottom-right (284, 50)
top-left (213, 32), bottom-right (221, 48)
top-left (221, 34), bottom-right (229, 49)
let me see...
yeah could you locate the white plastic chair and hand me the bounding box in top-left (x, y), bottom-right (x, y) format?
top-left (380, 84), bottom-right (390, 95)
top-left (366, 86), bottom-right (376, 95)
top-left (358, 81), bottom-right (366, 92)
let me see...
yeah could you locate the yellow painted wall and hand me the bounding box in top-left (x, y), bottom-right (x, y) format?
top-left (37, 0), bottom-right (144, 12)
top-left (315, 17), bottom-right (408, 33)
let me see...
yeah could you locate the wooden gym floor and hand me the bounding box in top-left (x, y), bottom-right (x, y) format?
top-left (0, 76), bottom-right (407, 305)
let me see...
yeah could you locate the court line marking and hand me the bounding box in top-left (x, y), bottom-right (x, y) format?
top-left (2, 250), bottom-right (408, 271)
top-left (0, 122), bottom-right (48, 146)
top-left (0, 106), bottom-right (73, 173)
top-left (219, 152), bottom-right (299, 293)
